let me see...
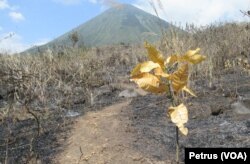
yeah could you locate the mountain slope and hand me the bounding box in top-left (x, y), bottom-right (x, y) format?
top-left (53, 4), bottom-right (171, 46)
top-left (25, 4), bottom-right (180, 53)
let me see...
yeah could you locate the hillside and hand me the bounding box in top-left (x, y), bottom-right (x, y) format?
top-left (24, 4), bottom-right (178, 54)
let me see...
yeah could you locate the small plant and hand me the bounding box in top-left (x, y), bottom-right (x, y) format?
top-left (130, 42), bottom-right (206, 163)
top-left (69, 31), bottom-right (79, 47)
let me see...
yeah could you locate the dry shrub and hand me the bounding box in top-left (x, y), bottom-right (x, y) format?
top-left (159, 22), bottom-right (250, 87)
top-left (0, 44), bottom-right (145, 122)
top-left (0, 23), bottom-right (248, 123)
top-left (0, 46), bottom-right (144, 162)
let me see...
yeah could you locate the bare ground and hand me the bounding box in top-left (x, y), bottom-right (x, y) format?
top-left (0, 72), bottom-right (250, 164)
top-left (55, 73), bottom-right (250, 164)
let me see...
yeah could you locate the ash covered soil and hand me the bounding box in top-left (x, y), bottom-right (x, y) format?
top-left (1, 72), bottom-right (250, 164)
top-left (56, 72), bottom-right (250, 164)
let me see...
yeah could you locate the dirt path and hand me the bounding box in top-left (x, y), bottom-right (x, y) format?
top-left (55, 99), bottom-right (159, 164)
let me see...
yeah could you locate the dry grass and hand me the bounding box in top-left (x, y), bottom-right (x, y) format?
top-left (0, 44), bottom-right (145, 163)
top-left (160, 22), bottom-right (250, 89)
top-left (0, 44), bottom-right (146, 125)
top-left (0, 22), bottom-right (249, 163)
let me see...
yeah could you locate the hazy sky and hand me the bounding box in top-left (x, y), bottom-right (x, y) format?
top-left (0, 0), bottom-right (249, 53)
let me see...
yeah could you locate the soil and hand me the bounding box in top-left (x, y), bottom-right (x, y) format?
top-left (55, 72), bottom-right (250, 164)
top-left (0, 72), bottom-right (250, 164)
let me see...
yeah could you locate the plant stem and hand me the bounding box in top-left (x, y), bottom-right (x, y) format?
top-left (176, 126), bottom-right (179, 164)
top-left (166, 68), bottom-right (180, 163)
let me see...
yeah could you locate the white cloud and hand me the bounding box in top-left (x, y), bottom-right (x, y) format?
top-left (0, 32), bottom-right (30, 54)
top-left (0, 0), bottom-right (17, 10)
top-left (133, 0), bottom-right (250, 27)
top-left (0, 1), bottom-right (24, 23)
top-left (9, 11), bottom-right (25, 22)
top-left (0, 0), bottom-right (9, 10)
top-left (0, 32), bottom-right (51, 54)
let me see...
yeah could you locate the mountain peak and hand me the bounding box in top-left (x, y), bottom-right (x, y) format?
top-left (108, 4), bottom-right (143, 13)
top-left (109, 3), bottom-right (134, 9)
top-left (25, 4), bottom-right (181, 53)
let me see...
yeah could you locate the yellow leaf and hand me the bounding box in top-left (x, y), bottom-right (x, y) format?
top-left (131, 61), bottom-right (161, 76)
top-left (154, 67), bottom-right (170, 79)
top-left (172, 80), bottom-right (186, 93)
top-left (170, 64), bottom-right (188, 93)
top-left (150, 84), bottom-right (169, 94)
top-left (182, 86), bottom-right (197, 97)
top-left (130, 73), bottom-right (168, 94)
top-left (178, 126), bottom-right (188, 136)
top-left (165, 55), bottom-right (179, 65)
top-left (168, 103), bottom-right (188, 136)
top-left (182, 48), bottom-right (206, 64)
top-left (144, 42), bottom-right (165, 68)
top-left (130, 72), bottom-right (159, 88)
